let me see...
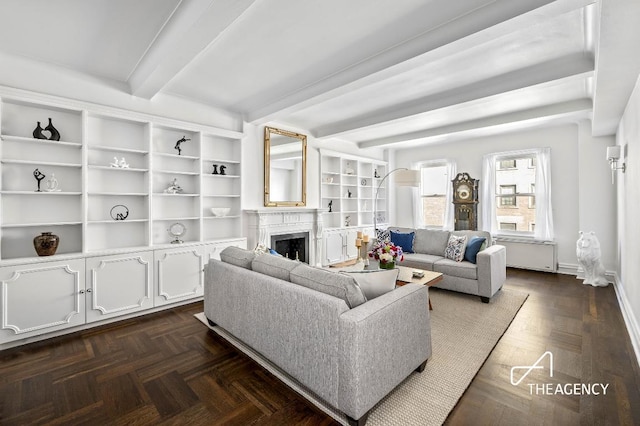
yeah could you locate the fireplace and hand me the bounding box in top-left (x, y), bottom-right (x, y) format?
top-left (271, 232), bottom-right (309, 263)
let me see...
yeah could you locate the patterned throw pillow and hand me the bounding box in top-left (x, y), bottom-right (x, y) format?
top-left (376, 228), bottom-right (391, 243)
top-left (444, 235), bottom-right (468, 262)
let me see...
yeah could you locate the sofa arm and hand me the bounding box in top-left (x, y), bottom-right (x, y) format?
top-left (476, 244), bottom-right (506, 299)
top-left (337, 283), bottom-right (431, 420)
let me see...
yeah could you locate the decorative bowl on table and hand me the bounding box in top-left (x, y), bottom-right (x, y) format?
top-left (210, 207), bottom-right (231, 217)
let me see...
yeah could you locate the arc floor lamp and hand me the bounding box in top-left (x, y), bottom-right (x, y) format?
top-left (373, 168), bottom-right (421, 233)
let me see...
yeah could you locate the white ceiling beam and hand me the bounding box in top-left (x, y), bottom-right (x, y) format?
top-left (315, 54), bottom-right (594, 139)
top-left (591, 0), bottom-right (640, 136)
top-left (246, 0), bottom-right (594, 124)
top-left (358, 98), bottom-right (593, 149)
top-left (128, 0), bottom-right (256, 99)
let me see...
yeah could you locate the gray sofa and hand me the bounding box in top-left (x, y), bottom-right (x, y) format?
top-left (389, 227), bottom-right (506, 303)
top-left (204, 247), bottom-right (432, 426)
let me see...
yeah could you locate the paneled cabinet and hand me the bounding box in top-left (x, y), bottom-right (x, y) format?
top-left (0, 258), bottom-right (85, 344)
top-left (322, 227), bottom-right (370, 265)
top-left (85, 251), bottom-right (153, 323)
top-left (0, 238), bottom-right (246, 348)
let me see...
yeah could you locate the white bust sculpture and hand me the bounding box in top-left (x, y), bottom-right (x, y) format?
top-left (576, 231), bottom-right (608, 287)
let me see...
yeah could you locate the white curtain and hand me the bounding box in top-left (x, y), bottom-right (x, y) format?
top-left (481, 153), bottom-right (498, 235)
top-left (411, 159), bottom-right (456, 229)
top-left (481, 148), bottom-right (554, 241)
top-left (534, 147), bottom-right (554, 240)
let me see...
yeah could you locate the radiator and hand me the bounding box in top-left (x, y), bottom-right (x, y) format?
top-left (494, 238), bottom-right (557, 272)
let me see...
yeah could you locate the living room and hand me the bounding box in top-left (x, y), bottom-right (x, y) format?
top-left (0, 0), bottom-right (639, 425)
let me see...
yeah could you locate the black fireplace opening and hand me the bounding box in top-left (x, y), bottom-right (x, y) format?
top-left (271, 232), bottom-right (309, 263)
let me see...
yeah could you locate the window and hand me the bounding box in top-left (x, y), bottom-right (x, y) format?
top-left (419, 164), bottom-right (448, 227)
top-left (499, 159), bottom-right (516, 169)
top-left (482, 148), bottom-right (552, 240)
top-left (499, 185), bottom-right (516, 206)
top-left (412, 161), bottom-right (455, 229)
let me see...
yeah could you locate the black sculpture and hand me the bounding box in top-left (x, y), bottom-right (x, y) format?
top-left (374, 169), bottom-right (380, 178)
top-left (219, 165), bottom-right (226, 175)
top-left (33, 168), bottom-right (45, 192)
top-left (328, 200), bottom-right (333, 212)
top-left (45, 118), bottom-right (60, 141)
top-left (174, 136), bottom-right (190, 155)
top-left (212, 164), bottom-right (219, 175)
top-left (33, 122), bottom-right (47, 139)
top-left (347, 189), bottom-right (352, 198)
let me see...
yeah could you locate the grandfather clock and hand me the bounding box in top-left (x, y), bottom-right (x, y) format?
top-left (452, 172), bottom-right (479, 231)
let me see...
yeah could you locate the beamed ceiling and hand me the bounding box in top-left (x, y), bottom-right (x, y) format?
top-left (1, 0), bottom-right (639, 148)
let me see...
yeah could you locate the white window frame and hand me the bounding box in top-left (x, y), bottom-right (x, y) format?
top-left (481, 148), bottom-right (554, 241)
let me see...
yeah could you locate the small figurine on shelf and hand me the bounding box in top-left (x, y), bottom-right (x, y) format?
top-left (345, 215), bottom-right (351, 227)
top-left (219, 165), bottom-right (227, 175)
top-left (164, 178), bottom-right (183, 194)
top-left (212, 164), bottom-right (219, 174)
top-left (33, 122), bottom-right (47, 139)
top-left (119, 157), bottom-right (129, 168)
top-left (347, 189), bottom-right (352, 198)
top-left (374, 168), bottom-right (380, 178)
top-left (45, 118), bottom-right (60, 141)
top-left (344, 161), bottom-right (355, 175)
top-left (45, 173), bottom-right (61, 192)
top-left (328, 200), bottom-right (333, 212)
top-left (33, 168), bottom-right (46, 192)
top-left (174, 136), bottom-right (190, 155)
top-left (110, 157), bottom-right (120, 168)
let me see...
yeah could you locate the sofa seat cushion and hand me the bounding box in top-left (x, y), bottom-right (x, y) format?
top-left (413, 229), bottom-right (450, 256)
top-left (252, 254), bottom-right (300, 281)
top-left (290, 264), bottom-right (367, 308)
top-left (220, 246), bottom-right (256, 269)
top-left (433, 259), bottom-right (478, 280)
top-left (398, 253), bottom-right (443, 270)
top-left (341, 268), bottom-right (399, 300)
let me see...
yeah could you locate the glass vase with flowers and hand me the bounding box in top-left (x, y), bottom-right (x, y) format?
top-left (368, 241), bottom-right (403, 269)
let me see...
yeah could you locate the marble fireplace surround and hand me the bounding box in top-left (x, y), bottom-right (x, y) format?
top-left (244, 209), bottom-right (325, 266)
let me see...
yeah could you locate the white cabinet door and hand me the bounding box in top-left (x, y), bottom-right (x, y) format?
top-left (0, 259), bottom-right (85, 344)
top-left (154, 246), bottom-right (205, 306)
top-left (345, 229), bottom-right (360, 260)
top-left (85, 251), bottom-right (153, 323)
top-left (203, 238), bottom-right (247, 263)
top-left (324, 231), bottom-right (345, 265)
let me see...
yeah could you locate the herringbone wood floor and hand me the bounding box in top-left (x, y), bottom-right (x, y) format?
top-left (1, 269), bottom-right (639, 425)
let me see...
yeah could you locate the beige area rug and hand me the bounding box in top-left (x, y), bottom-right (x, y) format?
top-left (195, 287), bottom-right (528, 426)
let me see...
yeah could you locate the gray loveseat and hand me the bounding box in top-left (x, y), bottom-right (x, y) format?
top-left (389, 227), bottom-right (506, 303)
top-left (204, 246), bottom-right (432, 426)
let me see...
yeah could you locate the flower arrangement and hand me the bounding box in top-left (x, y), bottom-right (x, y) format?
top-left (369, 241), bottom-right (403, 269)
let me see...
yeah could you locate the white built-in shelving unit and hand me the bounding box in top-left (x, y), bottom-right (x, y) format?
top-left (0, 88), bottom-right (246, 349)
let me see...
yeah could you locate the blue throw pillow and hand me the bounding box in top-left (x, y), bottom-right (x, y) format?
top-left (390, 230), bottom-right (415, 253)
top-left (269, 248), bottom-right (282, 256)
top-left (464, 236), bottom-right (486, 264)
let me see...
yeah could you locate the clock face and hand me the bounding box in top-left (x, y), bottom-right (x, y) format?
top-left (456, 184), bottom-right (471, 201)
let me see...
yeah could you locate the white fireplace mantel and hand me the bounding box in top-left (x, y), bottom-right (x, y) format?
top-left (244, 209), bottom-right (326, 266)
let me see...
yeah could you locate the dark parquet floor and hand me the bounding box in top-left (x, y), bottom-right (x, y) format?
top-left (1, 269), bottom-right (639, 425)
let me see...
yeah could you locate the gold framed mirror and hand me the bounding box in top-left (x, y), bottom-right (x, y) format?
top-left (264, 126), bottom-right (307, 207)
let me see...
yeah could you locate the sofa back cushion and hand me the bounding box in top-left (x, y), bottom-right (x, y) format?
top-left (290, 264), bottom-right (367, 308)
top-left (252, 254), bottom-right (300, 281)
top-left (341, 268), bottom-right (399, 300)
top-left (220, 246), bottom-right (256, 269)
top-left (414, 229), bottom-right (451, 256)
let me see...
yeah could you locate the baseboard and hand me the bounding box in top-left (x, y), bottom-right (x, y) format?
top-left (612, 273), bottom-right (640, 369)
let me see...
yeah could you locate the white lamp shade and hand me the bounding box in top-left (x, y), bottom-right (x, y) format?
top-left (393, 169), bottom-right (420, 187)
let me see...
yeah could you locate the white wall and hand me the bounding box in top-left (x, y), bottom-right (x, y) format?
top-left (616, 73), bottom-right (640, 360)
top-left (241, 122), bottom-right (386, 210)
top-left (394, 124), bottom-right (616, 272)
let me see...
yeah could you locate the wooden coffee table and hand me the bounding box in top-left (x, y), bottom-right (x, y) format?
top-left (396, 266), bottom-right (443, 310)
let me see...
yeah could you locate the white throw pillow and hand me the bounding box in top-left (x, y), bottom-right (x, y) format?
top-left (341, 268), bottom-right (399, 300)
top-left (444, 235), bottom-right (468, 262)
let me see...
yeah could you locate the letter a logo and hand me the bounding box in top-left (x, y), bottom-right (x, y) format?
top-left (510, 351), bottom-right (554, 386)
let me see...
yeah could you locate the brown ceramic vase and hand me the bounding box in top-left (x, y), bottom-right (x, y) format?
top-left (33, 232), bottom-right (59, 256)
